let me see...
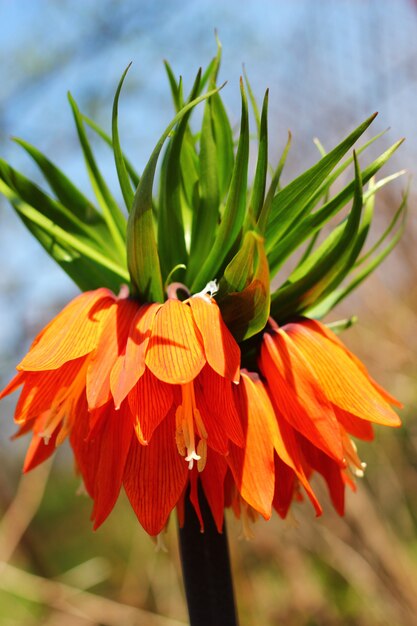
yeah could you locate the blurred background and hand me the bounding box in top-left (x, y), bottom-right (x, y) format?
top-left (0, 1), bottom-right (416, 624)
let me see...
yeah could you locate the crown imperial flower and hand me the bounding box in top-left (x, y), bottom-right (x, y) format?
top-left (0, 45), bottom-right (405, 538)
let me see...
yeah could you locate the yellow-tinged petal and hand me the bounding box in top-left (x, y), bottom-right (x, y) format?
top-left (188, 296), bottom-right (240, 382)
top-left (145, 299), bottom-right (205, 384)
top-left (87, 298), bottom-right (138, 409)
top-left (260, 331), bottom-right (345, 463)
top-left (110, 303), bottom-right (161, 409)
top-left (285, 321), bottom-right (402, 427)
top-left (228, 373), bottom-right (276, 518)
top-left (18, 289), bottom-right (114, 371)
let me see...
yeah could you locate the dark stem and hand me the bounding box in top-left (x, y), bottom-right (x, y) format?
top-left (178, 486), bottom-right (239, 626)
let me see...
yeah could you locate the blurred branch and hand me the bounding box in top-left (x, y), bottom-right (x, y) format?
top-left (0, 560), bottom-right (187, 626)
top-left (0, 460), bottom-right (52, 564)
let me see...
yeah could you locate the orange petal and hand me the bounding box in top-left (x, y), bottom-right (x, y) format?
top-left (200, 451), bottom-right (228, 533)
top-left (23, 426), bottom-right (59, 472)
top-left (300, 435), bottom-right (346, 516)
top-left (285, 321), bottom-right (402, 427)
top-left (299, 319), bottom-right (403, 408)
top-left (90, 402), bottom-right (133, 529)
top-left (260, 331), bottom-right (344, 462)
top-left (18, 289), bottom-right (114, 371)
top-left (70, 396), bottom-right (100, 499)
top-left (195, 365), bottom-right (244, 451)
top-left (272, 455), bottom-right (298, 519)
top-left (334, 407), bottom-right (374, 441)
top-left (13, 359), bottom-right (86, 424)
top-left (188, 296), bottom-right (240, 382)
top-left (110, 303), bottom-right (161, 408)
top-left (127, 369), bottom-right (173, 444)
top-left (87, 298), bottom-right (138, 409)
top-left (228, 373), bottom-right (275, 518)
top-left (123, 407), bottom-right (188, 535)
top-left (0, 372), bottom-right (25, 399)
top-left (145, 299), bottom-right (205, 384)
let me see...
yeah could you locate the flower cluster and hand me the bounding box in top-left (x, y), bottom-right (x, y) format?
top-left (0, 46), bottom-right (404, 536)
top-left (0, 285), bottom-right (401, 536)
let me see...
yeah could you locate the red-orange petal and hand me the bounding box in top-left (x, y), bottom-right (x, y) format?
top-left (90, 402), bottom-right (133, 529)
top-left (87, 298), bottom-right (138, 409)
top-left (0, 372), bottom-right (25, 400)
top-left (145, 299), bottom-right (205, 385)
top-left (23, 426), bottom-right (59, 473)
top-left (127, 369), bottom-right (173, 444)
top-left (123, 407), bottom-right (189, 535)
top-left (299, 435), bottom-right (346, 516)
top-left (110, 303), bottom-right (161, 409)
top-left (200, 451), bottom-right (228, 533)
top-left (14, 359), bottom-right (86, 424)
top-left (285, 321), bottom-right (402, 427)
top-left (188, 296), bottom-right (240, 382)
top-left (272, 455), bottom-right (297, 519)
top-left (298, 318), bottom-right (403, 408)
top-left (195, 365), bottom-right (244, 451)
top-left (18, 289), bottom-right (114, 371)
top-left (260, 331), bottom-right (344, 462)
top-left (228, 373), bottom-right (276, 518)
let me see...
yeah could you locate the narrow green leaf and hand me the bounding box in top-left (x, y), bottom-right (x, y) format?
top-left (0, 160), bottom-right (119, 260)
top-left (127, 82), bottom-right (226, 302)
top-left (243, 65), bottom-right (261, 137)
top-left (219, 231), bottom-right (270, 341)
top-left (326, 316), bottom-right (358, 333)
top-left (268, 138), bottom-right (405, 276)
top-left (158, 69), bottom-right (202, 280)
top-left (82, 114), bottom-right (140, 188)
top-left (245, 90), bottom-right (269, 228)
top-left (13, 138), bottom-right (101, 224)
top-left (112, 64), bottom-right (135, 212)
top-left (190, 79), bottom-right (249, 292)
top-left (257, 130), bottom-right (291, 234)
top-left (68, 92), bottom-right (126, 252)
top-left (187, 87), bottom-right (221, 285)
top-left (270, 152), bottom-right (364, 319)
top-left (0, 180), bottom-right (128, 292)
top-left (265, 113), bottom-right (377, 253)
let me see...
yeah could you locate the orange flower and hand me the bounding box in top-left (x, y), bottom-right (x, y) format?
top-left (251, 316), bottom-right (402, 518)
top-left (0, 286), bottom-right (243, 536)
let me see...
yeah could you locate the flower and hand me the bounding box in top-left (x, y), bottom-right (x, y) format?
top-left (251, 316), bottom-right (402, 518)
top-left (0, 285), bottom-right (244, 536)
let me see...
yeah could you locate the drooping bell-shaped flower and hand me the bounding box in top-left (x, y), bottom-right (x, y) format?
top-left (0, 43), bottom-right (405, 536)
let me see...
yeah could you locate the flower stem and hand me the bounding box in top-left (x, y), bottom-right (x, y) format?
top-left (178, 487), bottom-right (239, 626)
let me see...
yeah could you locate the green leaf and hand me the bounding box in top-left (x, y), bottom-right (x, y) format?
top-left (68, 92), bottom-right (126, 252)
top-left (270, 152), bottom-right (364, 320)
top-left (245, 90), bottom-right (269, 228)
top-left (265, 113), bottom-right (377, 253)
top-left (112, 64), bottom-right (135, 212)
top-left (82, 114), bottom-right (140, 188)
top-left (190, 79), bottom-right (249, 292)
top-left (13, 138), bottom-right (102, 225)
top-left (127, 82), bottom-right (226, 302)
top-left (325, 316), bottom-right (358, 333)
top-left (158, 69), bottom-right (202, 280)
top-left (307, 184), bottom-right (408, 318)
top-left (0, 159), bottom-right (119, 261)
top-left (0, 180), bottom-right (128, 292)
top-left (257, 130), bottom-right (291, 234)
top-left (219, 231), bottom-right (270, 341)
top-left (268, 138), bottom-right (404, 275)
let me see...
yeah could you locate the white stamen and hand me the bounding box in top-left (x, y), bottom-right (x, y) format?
top-left (185, 449), bottom-right (201, 470)
top-left (193, 280), bottom-right (219, 300)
